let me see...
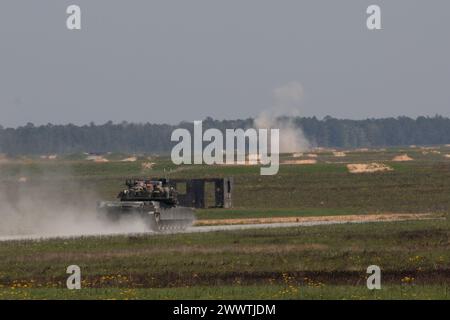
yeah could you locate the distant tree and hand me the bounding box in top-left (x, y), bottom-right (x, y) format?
top-left (1, 116), bottom-right (450, 155)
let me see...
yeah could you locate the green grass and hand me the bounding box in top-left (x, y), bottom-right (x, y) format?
top-left (0, 219), bottom-right (448, 298)
top-left (0, 285), bottom-right (448, 300)
top-left (0, 161), bottom-right (144, 179)
top-left (2, 155), bottom-right (450, 214)
top-left (1, 149), bottom-right (450, 299)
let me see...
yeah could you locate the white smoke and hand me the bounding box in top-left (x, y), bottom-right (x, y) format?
top-left (255, 81), bottom-right (310, 153)
top-left (0, 170), bottom-right (149, 241)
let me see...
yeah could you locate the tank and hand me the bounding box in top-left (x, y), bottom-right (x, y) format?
top-left (97, 178), bottom-right (195, 232)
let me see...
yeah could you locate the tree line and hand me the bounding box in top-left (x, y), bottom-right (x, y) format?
top-left (1, 116), bottom-right (450, 155)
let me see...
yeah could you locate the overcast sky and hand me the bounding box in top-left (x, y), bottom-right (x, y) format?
top-left (0, 0), bottom-right (449, 127)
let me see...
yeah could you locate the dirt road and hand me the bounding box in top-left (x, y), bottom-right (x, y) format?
top-left (194, 213), bottom-right (435, 226)
top-left (0, 213), bottom-right (438, 241)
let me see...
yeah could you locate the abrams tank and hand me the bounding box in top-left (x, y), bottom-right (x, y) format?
top-left (97, 179), bottom-right (195, 232)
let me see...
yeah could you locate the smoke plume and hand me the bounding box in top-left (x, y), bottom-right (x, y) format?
top-left (0, 168), bottom-right (149, 241)
top-left (255, 81), bottom-right (310, 153)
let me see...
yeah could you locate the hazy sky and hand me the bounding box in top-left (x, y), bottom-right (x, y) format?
top-left (0, 0), bottom-right (449, 127)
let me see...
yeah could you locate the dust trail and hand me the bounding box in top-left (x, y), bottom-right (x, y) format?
top-left (255, 81), bottom-right (310, 153)
top-left (0, 167), bottom-right (149, 239)
top-left (1, 213), bottom-right (440, 242)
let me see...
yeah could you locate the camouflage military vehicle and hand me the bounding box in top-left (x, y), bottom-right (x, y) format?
top-left (97, 179), bottom-right (195, 232)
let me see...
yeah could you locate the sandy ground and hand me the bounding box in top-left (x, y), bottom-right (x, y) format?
top-left (282, 159), bottom-right (317, 165)
top-left (392, 154), bottom-right (414, 162)
top-left (141, 162), bottom-right (155, 169)
top-left (347, 163), bottom-right (393, 173)
top-left (121, 157), bottom-right (137, 162)
top-left (333, 151), bottom-right (346, 157)
top-left (194, 213), bottom-right (435, 226)
top-left (86, 155), bottom-right (109, 162)
top-left (0, 213), bottom-right (438, 242)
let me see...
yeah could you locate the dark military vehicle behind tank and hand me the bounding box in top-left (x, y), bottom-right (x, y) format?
top-left (97, 179), bottom-right (195, 232)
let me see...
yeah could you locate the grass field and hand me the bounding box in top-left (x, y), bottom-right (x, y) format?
top-left (0, 219), bottom-right (448, 299)
top-left (1, 285), bottom-right (449, 300)
top-left (0, 146), bottom-right (449, 299)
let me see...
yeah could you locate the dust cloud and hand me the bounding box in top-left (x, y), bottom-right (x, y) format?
top-left (0, 169), bottom-right (149, 241)
top-left (255, 82), bottom-right (310, 153)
